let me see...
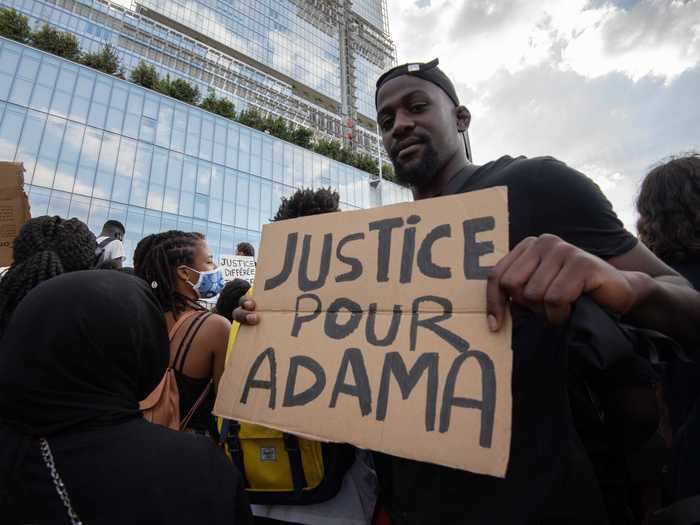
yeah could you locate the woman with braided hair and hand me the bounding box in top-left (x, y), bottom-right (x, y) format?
top-left (0, 215), bottom-right (96, 335)
top-left (134, 230), bottom-right (230, 437)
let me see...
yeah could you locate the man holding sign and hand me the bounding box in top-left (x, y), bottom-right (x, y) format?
top-left (224, 59), bottom-right (700, 524)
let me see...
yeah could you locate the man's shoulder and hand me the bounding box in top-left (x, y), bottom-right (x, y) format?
top-left (482, 155), bottom-right (577, 178)
top-left (471, 155), bottom-right (590, 195)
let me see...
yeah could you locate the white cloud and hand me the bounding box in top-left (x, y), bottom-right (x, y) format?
top-left (386, 0), bottom-right (700, 232)
top-left (563, 0), bottom-right (700, 81)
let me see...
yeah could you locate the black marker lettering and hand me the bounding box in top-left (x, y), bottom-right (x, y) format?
top-left (240, 347), bottom-right (277, 409)
top-left (439, 350), bottom-right (496, 447)
top-left (298, 233), bottom-right (332, 291)
top-left (324, 297), bottom-right (362, 339)
top-left (283, 355), bottom-right (326, 407)
top-left (400, 217), bottom-right (419, 283)
top-left (336, 232), bottom-right (365, 283)
top-left (329, 348), bottom-right (372, 416)
top-left (265, 233), bottom-right (297, 290)
top-left (376, 352), bottom-right (439, 431)
top-left (291, 293), bottom-right (322, 337)
top-left (410, 296), bottom-right (470, 353)
top-left (463, 217), bottom-right (496, 280)
top-left (417, 224), bottom-right (451, 279)
top-left (369, 217), bottom-right (403, 282)
top-left (366, 303), bottom-right (402, 346)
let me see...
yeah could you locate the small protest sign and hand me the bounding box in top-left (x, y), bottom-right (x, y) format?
top-left (219, 255), bottom-right (256, 285)
top-left (0, 162), bottom-right (31, 267)
top-left (214, 187), bottom-right (512, 477)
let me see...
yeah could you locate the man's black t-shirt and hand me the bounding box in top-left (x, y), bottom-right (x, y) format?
top-left (452, 155), bottom-right (637, 254)
top-left (378, 156), bottom-right (638, 525)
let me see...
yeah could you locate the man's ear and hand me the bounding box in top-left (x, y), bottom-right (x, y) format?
top-left (456, 105), bottom-right (471, 132)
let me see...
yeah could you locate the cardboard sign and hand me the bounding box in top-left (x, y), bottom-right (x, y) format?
top-left (214, 187), bottom-right (512, 477)
top-left (0, 163), bottom-right (31, 267)
top-left (219, 254), bottom-right (256, 285)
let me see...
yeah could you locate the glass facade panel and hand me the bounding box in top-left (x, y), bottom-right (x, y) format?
top-left (352, 0), bottom-right (385, 31)
top-left (137, 0), bottom-right (342, 101)
top-left (0, 37), bottom-right (411, 265)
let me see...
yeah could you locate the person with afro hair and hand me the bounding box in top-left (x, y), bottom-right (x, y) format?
top-left (0, 216), bottom-right (96, 335)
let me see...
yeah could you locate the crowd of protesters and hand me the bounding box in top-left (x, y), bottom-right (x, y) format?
top-left (1, 58), bottom-right (699, 525)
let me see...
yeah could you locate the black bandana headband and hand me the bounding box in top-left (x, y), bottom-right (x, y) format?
top-left (375, 58), bottom-right (460, 108)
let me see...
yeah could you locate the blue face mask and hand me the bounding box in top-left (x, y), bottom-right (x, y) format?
top-left (183, 267), bottom-right (225, 299)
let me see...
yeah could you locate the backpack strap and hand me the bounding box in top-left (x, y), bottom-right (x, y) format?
top-left (283, 433), bottom-right (308, 499)
top-left (168, 310), bottom-right (199, 340)
top-left (180, 379), bottom-right (213, 431)
top-left (97, 237), bottom-right (115, 249)
top-left (220, 420), bottom-right (249, 487)
top-left (173, 312), bottom-right (212, 373)
top-left (171, 311), bottom-right (208, 369)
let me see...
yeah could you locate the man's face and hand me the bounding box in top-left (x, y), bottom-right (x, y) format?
top-left (376, 76), bottom-right (461, 188)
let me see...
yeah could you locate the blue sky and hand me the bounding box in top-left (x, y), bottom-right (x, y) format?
top-left (386, 0), bottom-right (700, 231)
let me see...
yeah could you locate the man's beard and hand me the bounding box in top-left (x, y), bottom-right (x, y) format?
top-left (392, 140), bottom-right (439, 188)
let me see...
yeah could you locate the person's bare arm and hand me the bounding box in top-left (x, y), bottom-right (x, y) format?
top-left (486, 235), bottom-right (700, 347)
top-left (203, 313), bottom-right (233, 391)
top-left (608, 242), bottom-right (700, 346)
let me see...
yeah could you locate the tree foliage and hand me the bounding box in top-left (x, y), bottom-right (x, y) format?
top-left (0, 8), bottom-right (31, 43)
top-left (129, 60), bottom-right (159, 89)
top-left (80, 43), bottom-right (121, 75)
top-left (290, 127), bottom-right (313, 149)
top-left (167, 78), bottom-right (200, 104)
top-left (237, 107), bottom-right (265, 129)
top-left (30, 24), bottom-right (81, 61)
top-left (200, 89), bottom-right (236, 119)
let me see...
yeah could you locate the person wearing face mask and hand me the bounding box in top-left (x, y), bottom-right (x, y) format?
top-left (135, 230), bottom-right (230, 438)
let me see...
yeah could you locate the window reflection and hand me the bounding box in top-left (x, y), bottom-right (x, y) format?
top-left (0, 38), bottom-right (409, 266)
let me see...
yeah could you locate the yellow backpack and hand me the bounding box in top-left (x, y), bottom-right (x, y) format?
top-left (218, 321), bottom-right (354, 505)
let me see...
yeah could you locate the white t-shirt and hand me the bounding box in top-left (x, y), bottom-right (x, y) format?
top-left (96, 236), bottom-right (125, 262)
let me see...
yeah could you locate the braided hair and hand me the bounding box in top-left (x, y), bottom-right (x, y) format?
top-left (134, 230), bottom-right (205, 317)
top-left (0, 216), bottom-right (96, 333)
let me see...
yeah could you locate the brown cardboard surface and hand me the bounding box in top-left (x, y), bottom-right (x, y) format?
top-left (0, 163), bottom-right (30, 267)
top-left (214, 187), bottom-right (512, 477)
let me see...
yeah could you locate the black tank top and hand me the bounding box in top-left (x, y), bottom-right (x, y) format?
top-left (171, 311), bottom-right (216, 434)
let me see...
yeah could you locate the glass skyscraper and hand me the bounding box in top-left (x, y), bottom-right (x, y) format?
top-left (1, 0), bottom-right (396, 156)
top-left (0, 0), bottom-right (410, 264)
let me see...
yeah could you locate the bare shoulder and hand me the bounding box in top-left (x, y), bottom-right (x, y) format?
top-left (202, 312), bottom-right (232, 335)
top-left (199, 312), bottom-right (232, 347)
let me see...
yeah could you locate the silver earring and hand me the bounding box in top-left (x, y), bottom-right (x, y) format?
top-left (151, 281), bottom-right (158, 289)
